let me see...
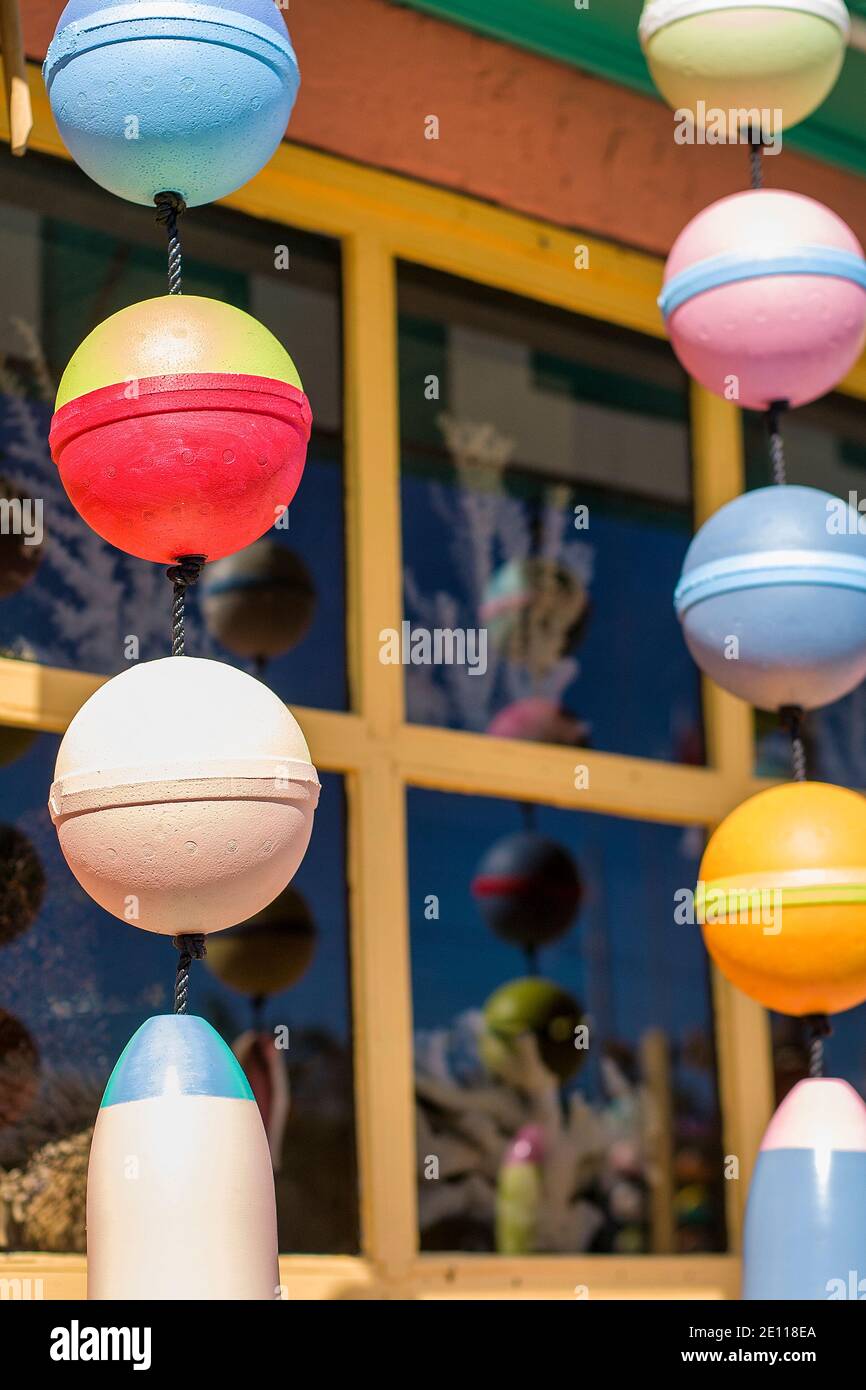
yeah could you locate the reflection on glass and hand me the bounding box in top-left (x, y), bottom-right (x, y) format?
top-left (745, 395), bottom-right (866, 785)
top-left (0, 151), bottom-right (346, 709)
top-left (0, 729), bottom-right (358, 1254)
top-left (408, 787), bottom-right (725, 1255)
top-left (398, 264), bottom-right (702, 764)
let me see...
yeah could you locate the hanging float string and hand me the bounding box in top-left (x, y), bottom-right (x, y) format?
top-left (777, 712), bottom-right (829, 1075)
top-left (779, 705), bottom-right (807, 782)
top-left (804, 1013), bottom-right (832, 1079)
top-left (748, 108), bottom-right (832, 1091)
top-left (172, 934), bottom-right (207, 1015)
top-left (166, 555), bottom-right (206, 657)
top-left (154, 190), bottom-right (186, 295)
top-left (766, 400), bottom-right (788, 487)
top-left (156, 205), bottom-right (202, 1001)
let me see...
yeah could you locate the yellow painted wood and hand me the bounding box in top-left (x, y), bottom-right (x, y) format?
top-left (710, 970), bottom-right (774, 1255)
top-left (397, 723), bottom-right (740, 826)
top-left (840, 357), bottom-right (866, 403)
top-left (342, 228), bottom-right (417, 1274)
top-left (0, 658), bottom-right (105, 734)
top-left (409, 1253), bottom-right (740, 1300)
top-left (0, 1250), bottom-right (741, 1300)
top-left (0, 0), bottom-right (31, 155)
top-left (345, 763), bottom-right (418, 1278)
top-left (690, 385), bottom-right (755, 793)
top-left (342, 233), bottom-right (405, 732)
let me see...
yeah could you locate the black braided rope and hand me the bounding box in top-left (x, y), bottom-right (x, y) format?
top-left (804, 1014), bottom-right (832, 1079)
top-left (749, 140), bottom-right (763, 191)
top-left (172, 934), bottom-right (207, 1015)
top-left (779, 705), bottom-right (807, 782)
top-left (766, 400), bottom-right (788, 486)
top-left (154, 191), bottom-right (186, 295)
top-left (166, 555), bottom-right (205, 656)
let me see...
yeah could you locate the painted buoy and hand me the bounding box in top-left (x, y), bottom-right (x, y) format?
top-left (87, 1014), bottom-right (278, 1299)
top-left (481, 978), bottom-right (584, 1082)
top-left (204, 885), bottom-right (316, 997)
top-left (472, 832), bottom-right (581, 949)
top-left (675, 485), bottom-right (866, 711)
top-left (201, 541), bottom-right (316, 661)
top-left (744, 1077), bottom-right (866, 1299)
top-left (640, 0), bottom-right (850, 135)
top-left (48, 657), bottom-right (319, 936)
top-left (44, 0), bottom-right (300, 207)
top-left (698, 781), bottom-right (866, 1015)
top-left (49, 296), bottom-right (311, 564)
top-left (660, 190), bottom-right (866, 410)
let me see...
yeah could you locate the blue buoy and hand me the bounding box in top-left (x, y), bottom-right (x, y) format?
top-left (743, 1078), bottom-right (866, 1300)
top-left (44, 1), bottom-right (300, 207)
top-left (675, 485), bottom-right (866, 711)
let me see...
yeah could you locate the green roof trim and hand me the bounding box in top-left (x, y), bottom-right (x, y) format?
top-left (393, 0), bottom-right (866, 180)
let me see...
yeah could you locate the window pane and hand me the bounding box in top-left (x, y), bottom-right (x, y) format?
top-left (745, 395), bottom-right (866, 785)
top-left (0, 153), bottom-right (347, 710)
top-left (398, 264), bottom-right (703, 764)
top-left (408, 786), bottom-right (726, 1254)
top-left (0, 729), bottom-right (358, 1254)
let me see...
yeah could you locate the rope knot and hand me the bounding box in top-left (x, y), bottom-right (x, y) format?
top-left (166, 554), bottom-right (205, 590)
top-left (154, 190), bottom-right (187, 225)
top-left (167, 554), bottom-right (206, 657)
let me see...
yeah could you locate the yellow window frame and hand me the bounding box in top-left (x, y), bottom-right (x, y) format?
top-left (3, 66), bottom-right (866, 1300)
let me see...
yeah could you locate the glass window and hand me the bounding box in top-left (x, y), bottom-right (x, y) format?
top-left (407, 786), bottom-right (726, 1255)
top-left (0, 729), bottom-right (358, 1255)
top-left (398, 264), bottom-right (702, 765)
top-left (745, 395), bottom-right (866, 785)
top-left (0, 153), bottom-right (347, 710)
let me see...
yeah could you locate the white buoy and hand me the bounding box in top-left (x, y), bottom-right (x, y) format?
top-left (87, 1014), bottom-right (279, 1300)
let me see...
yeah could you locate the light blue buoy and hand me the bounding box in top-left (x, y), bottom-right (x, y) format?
top-left (675, 485), bottom-right (866, 712)
top-left (743, 1078), bottom-right (866, 1300)
top-left (44, 0), bottom-right (300, 208)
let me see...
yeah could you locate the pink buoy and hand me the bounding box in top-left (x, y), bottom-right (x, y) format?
top-left (660, 189), bottom-right (866, 410)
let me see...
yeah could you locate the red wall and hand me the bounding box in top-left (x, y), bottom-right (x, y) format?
top-left (26, 0), bottom-right (866, 258)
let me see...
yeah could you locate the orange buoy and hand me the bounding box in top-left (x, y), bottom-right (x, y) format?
top-left (698, 781), bottom-right (866, 1016)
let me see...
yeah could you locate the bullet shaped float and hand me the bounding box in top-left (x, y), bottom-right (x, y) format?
top-left (743, 1077), bottom-right (866, 1300)
top-left (87, 1014), bottom-right (279, 1300)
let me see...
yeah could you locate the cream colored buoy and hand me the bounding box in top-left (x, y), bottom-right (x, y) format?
top-left (49, 657), bottom-right (319, 935)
